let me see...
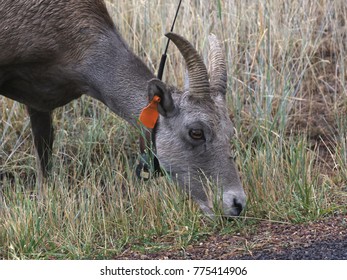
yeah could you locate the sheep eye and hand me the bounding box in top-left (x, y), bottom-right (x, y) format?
top-left (189, 129), bottom-right (204, 140)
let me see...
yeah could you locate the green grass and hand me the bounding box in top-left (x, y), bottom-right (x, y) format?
top-left (1, 0), bottom-right (346, 259)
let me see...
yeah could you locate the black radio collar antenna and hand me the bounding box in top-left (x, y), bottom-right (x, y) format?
top-left (157, 0), bottom-right (182, 80)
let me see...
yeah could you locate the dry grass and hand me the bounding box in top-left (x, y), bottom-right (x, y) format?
top-left (0, 0), bottom-right (346, 259)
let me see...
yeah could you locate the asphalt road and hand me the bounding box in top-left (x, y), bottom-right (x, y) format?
top-left (237, 238), bottom-right (347, 260)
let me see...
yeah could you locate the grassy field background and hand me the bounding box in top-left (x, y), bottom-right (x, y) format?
top-left (0, 0), bottom-right (346, 259)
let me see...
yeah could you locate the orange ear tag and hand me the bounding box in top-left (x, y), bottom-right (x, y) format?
top-left (139, 96), bottom-right (161, 129)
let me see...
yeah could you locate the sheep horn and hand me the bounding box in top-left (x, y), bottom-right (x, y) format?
top-left (208, 34), bottom-right (227, 96)
top-left (165, 32), bottom-right (210, 99)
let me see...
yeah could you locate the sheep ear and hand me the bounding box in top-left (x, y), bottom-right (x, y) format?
top-left (147, 78), bottom-right (176, 117)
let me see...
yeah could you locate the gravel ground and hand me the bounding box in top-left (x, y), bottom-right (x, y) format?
top-left (115, 214), bottom-right (347, 260)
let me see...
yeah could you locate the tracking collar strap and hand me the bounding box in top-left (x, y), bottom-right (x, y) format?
top-left (136, 0), bottom-right (182, 180)
top-left (135, 124), bottom-right (163, 180)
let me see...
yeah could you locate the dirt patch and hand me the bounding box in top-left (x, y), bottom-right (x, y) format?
top-left (114, 214), bottom-right (347, 260)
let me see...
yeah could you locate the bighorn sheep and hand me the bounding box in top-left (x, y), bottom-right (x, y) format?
top-left (0, 0), bottom-right (246, 217)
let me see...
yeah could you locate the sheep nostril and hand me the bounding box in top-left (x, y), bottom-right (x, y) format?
top-left (233, 198), bottom-right (244, 216)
